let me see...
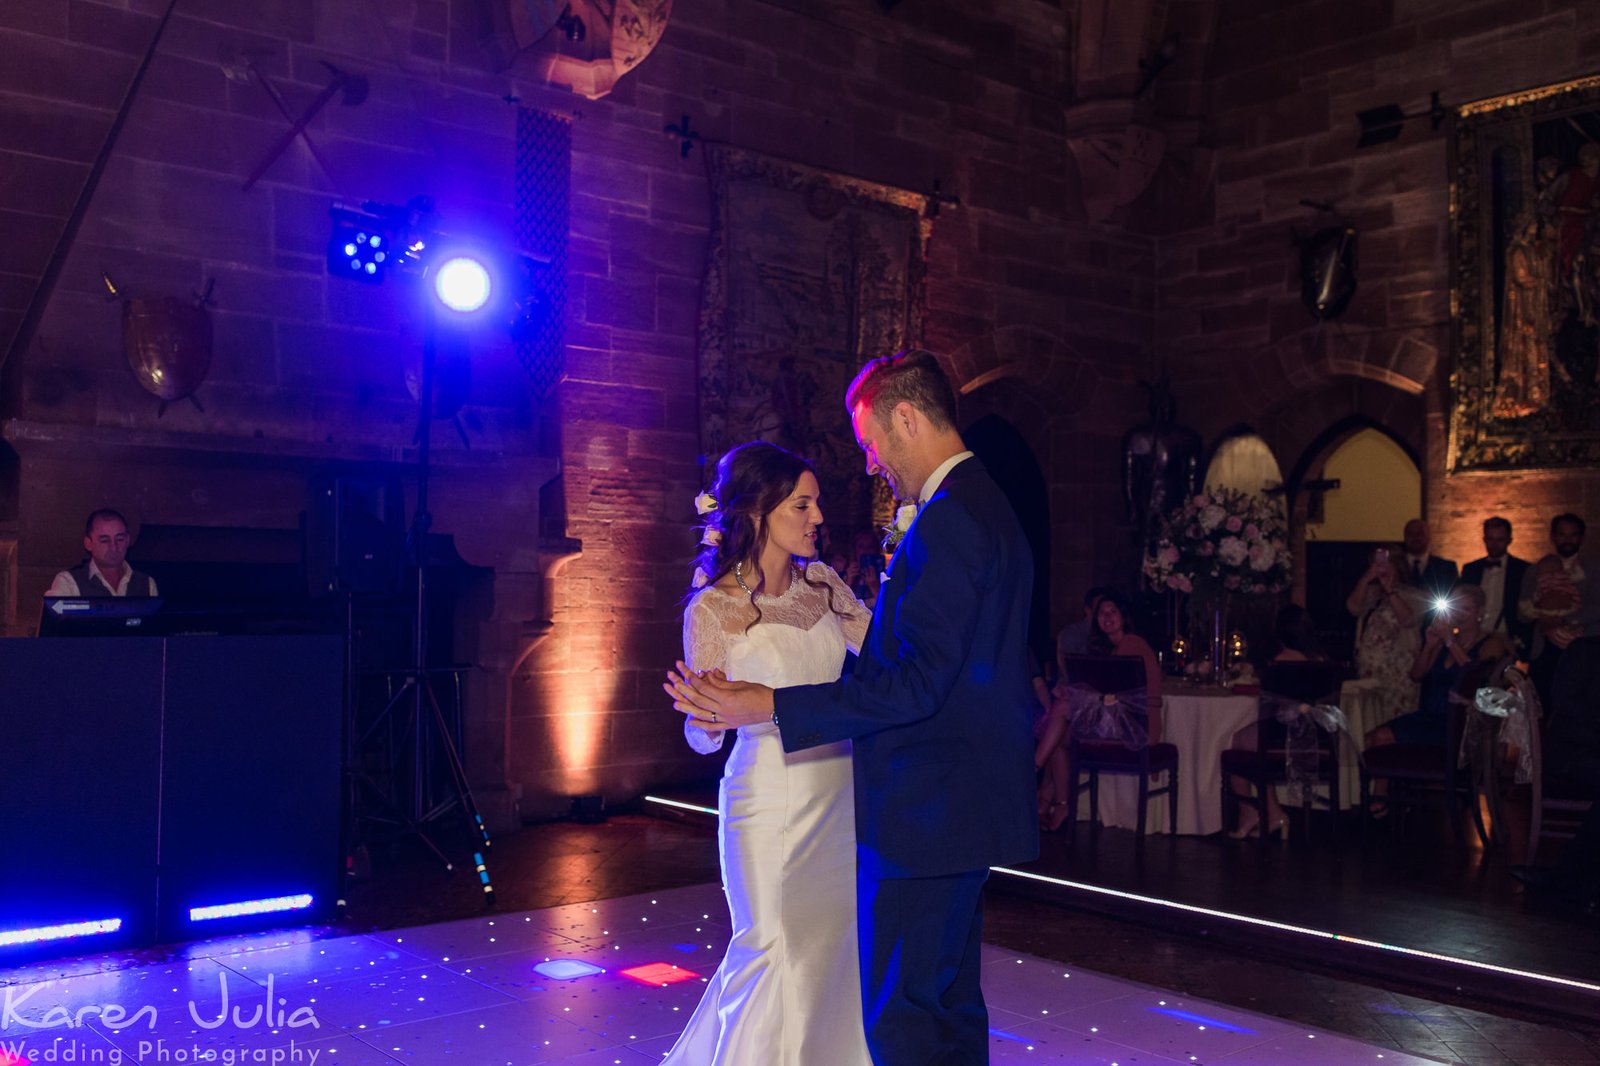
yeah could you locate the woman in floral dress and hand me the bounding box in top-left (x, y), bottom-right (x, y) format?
top-left (1346, 544), bottom-right (1422, 721)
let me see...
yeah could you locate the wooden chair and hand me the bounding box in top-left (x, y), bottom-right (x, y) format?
top-left (1527, 706), bottom-right (1592, 862)
top-left (1528, 640), bottom-right (1599, 862)
top-left (1062, 653), bottom-right (1178, 837)
top-left (1220, 660), bottom-right (1349, 844)
top-left (1359, 695), bottom-right (1486, 846)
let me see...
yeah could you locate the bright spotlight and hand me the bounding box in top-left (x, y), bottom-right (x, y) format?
top-left (1433, 596), bottom-right (1453, 616)
top-left (434, 256), bottom-right (492, 313)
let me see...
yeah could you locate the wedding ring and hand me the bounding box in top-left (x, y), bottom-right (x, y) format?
top-left (710, 710), bottom-right (719, 724)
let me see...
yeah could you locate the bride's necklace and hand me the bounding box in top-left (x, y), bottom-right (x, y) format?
top-left (735, 560), bottom-right (798, 597)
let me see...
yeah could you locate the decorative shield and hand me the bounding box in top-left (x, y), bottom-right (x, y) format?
top-left (123, 296), bottom-right (213, 402)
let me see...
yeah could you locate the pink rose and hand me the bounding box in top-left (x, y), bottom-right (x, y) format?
top-left (1224, 575), bottom-right (1241, 589)
top-left (1169, 574), bottom-right (1193, 593)
top-left (1251, 583), bottom-right (1265, 594)
top-left (1225, 515), bottom-right (1243, 532)
top-left (1199, 541), bottom-right (1216, 556)
top-left (1193, 495), bottom-right (1209, 507)
top-left (1158, 545), bottom-right (1180, 567)
top-left (1244, 523), bottom-right (1259, 539)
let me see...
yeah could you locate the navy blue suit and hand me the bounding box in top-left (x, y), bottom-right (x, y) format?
top-left (774, 456), bottom-right (1038, 1064)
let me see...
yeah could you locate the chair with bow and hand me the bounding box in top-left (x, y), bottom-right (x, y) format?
top-left (1061, 653), bottom-right (1177, 837)
top-left (1360, 676), bottom-right (1487, 846)
top-left (1220, 660), bottom-right (1351, 844)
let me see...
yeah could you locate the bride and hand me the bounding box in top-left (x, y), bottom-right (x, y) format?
top-left (661, 441), bottom-right (874, 1066)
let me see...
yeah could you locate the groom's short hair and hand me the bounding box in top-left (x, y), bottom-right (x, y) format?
top-left (847, 348), bottom-right (958, 430)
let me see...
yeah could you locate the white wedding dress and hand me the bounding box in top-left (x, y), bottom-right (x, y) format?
top-left (661, 561), bottom-right (874, 1066)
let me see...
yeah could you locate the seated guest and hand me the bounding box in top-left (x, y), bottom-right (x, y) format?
top-left (1347, 543), bottom-right (1422, 723)
top-left (1460, 515), bottom-right (1532, 656)
top-left (1034, 590), bottom-right (1161, 830)
top-left (1056, 584), bottom-right (1111, 671)
top-left (45, 508), bottom-right (158, 598)
top-left (1084, 591), bottom-right (1163, 739)
top-left (1367, 584), bottom-right (1506, 753)
top-left (1226, 603), bottom-right (1327, 840)
top-left (1265, 602), bottom-right (1327, 663)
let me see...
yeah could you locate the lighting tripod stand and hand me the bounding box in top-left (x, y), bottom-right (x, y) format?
top-left (356, 305), bottom-right (496, 904)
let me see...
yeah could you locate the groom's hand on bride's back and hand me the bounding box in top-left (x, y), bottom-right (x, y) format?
top-left (665, 661), bottom-right (774, 729)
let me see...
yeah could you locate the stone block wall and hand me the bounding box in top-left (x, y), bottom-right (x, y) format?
top-left (1155, 0), bottom-right (1600, 571)
top-left (0, 1), bottom-right (1164, 819)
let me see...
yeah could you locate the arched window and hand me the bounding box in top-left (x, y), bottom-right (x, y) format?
top-left (1204, 432), bottom-right (1284, 500)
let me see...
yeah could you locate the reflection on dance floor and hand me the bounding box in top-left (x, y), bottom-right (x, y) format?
top-left (0, 883), bottom-right (1441, 1065)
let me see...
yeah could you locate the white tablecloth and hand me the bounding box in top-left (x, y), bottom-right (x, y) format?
top-left (1088, 684), bottom-right (1259, 836)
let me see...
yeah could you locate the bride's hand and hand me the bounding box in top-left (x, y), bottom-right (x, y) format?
top-left (664, 661), bottom-right (775, 729)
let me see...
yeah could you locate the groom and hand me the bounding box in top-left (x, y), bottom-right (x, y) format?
top-left (669, 349), bottom-right (1039, 1064)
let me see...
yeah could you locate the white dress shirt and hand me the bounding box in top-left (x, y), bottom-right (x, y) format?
top-left (917, 451), bottom-right (975, 506)
top-left (46, 562), bottom-right (158, 597)
top-left (1478, 557), bottom-right (1508, 633)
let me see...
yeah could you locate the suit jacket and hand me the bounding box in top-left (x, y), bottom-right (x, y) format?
top-left (1460, 554), bottom-right (1532, 653)
top-left (773, 457), bottom-right (1039, 880)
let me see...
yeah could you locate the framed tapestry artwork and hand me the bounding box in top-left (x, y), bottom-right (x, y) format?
top-left (698, 146), bottom-right (933, 533)
top-left (1450, 73), bottom-right (1600, 471)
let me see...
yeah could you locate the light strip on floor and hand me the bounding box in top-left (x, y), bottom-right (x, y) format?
top-left (989, 866), bottom-right (1600, 994)
top-left (189, 893), bottom-right (313, 923)
top-left (0, 917), bottom-right (122, 948)
top-left (641, 796), bottom-right (1600, 996)
top-left (643, 795), bottom-right (718, 816)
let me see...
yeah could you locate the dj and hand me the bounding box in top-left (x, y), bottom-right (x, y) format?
top-left (45, 509), bottom-right (158, 598)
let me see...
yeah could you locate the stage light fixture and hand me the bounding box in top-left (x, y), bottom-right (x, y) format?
top-left (433, 255), bottom-right (492, 313)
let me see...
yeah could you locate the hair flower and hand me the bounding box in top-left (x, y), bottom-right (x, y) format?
top-left (691, 566), bottom-right (711, 588)
top-left (694, 491), bottom-right (719, 515)
top-left (700, 527), bottom-right (722, 547)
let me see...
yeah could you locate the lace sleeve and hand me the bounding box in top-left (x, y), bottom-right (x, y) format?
top-left (681, 595), bottom-right (728, 754)
top-left (810, 561), bottom-right (873, 654)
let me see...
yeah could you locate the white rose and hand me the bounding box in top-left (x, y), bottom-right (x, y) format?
top-left (1217, 535), bottom-right (1248, 566)
top-left (1199, 504), bottom-right (1227, 532)
top-left (894, 503), bottom-right (918, 533)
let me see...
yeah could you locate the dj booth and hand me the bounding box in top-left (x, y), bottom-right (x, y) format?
top-left (0, 614), bottom-right (343, 959)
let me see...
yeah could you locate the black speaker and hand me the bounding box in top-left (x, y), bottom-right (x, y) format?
top-left (307, 474), bottom-right (404, 596)
top-left (158, 635), bottom-right (343, 940)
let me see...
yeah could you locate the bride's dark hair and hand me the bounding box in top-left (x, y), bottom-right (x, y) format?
top-left (690, 441), bottom-right (844, 629)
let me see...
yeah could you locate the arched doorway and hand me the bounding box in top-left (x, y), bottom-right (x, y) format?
top-left (1291, 422), bottom-right (1422, 660)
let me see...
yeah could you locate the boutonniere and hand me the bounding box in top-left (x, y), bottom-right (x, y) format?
top-left (881, 502), bottom-right (919, 553)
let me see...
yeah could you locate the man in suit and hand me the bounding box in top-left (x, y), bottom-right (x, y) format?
top-left (669, 349), bottom-right (1038, 1064)
top-left (1459, 515), bottom-right (1532, 655)
top-left (1402, 518), bottom-right (1458, 625)
top-left (1519, 513), bottom-right (1600, 709)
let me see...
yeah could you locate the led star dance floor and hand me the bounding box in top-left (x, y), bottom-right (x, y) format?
top-left (0, 883), bottom-right (1444, 1065)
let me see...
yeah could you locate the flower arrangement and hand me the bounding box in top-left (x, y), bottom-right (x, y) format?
top-left (881, 502), bottom-right (919, 552)
top-left (1142, 488), bottom-right (1292, 598)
